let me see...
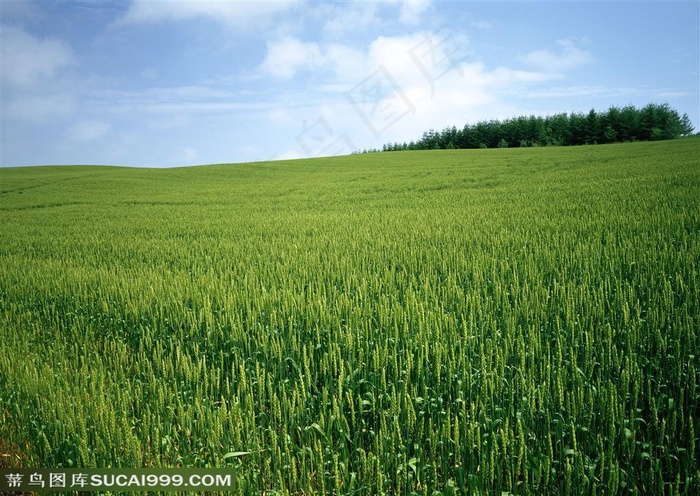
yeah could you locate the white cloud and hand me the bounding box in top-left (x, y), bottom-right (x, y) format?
top-left (357, 57), bottom-right (555, 144)
top-left (320, 1), bottom-right (433, 37)
top-left (367, 32), bottom-right (449, 83)
top-left (90, 25), bottom-right (563, 159)
top-left (0, 25), bottom-right (76, 88)
top-left (260, 37), bottom-right (370, 82)
top-left (0, 25), bottom-right (78, 125)
top-left (321, 3), bottom-right (382, 38)
top-left (259, 37), bottom-right (325, 80)
top-left (522, 39), bottom-right (594, 72)
top-left (260, 29), bottom-right (565, 156)
top-left (260, 29), bottom-right (469, 84)
top-left (325, 44), bottom-right (368, 81)
top-left (400, 0), bottom-right (432, 25)
top-left (119, 0), bottom-right (301, 26)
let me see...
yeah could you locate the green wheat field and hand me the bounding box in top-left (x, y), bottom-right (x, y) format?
top-left (1, 138), bottom-right (699, 494)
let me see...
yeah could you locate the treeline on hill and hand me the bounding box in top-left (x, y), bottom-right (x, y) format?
top-left (370, 103), bottom-right (695, 152)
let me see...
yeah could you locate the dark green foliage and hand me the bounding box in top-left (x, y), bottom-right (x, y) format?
top-left (383, 103), bottom-right (694, 151)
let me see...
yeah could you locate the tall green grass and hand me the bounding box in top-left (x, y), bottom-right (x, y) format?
top-left (1, 139), bottom-right (698, 494)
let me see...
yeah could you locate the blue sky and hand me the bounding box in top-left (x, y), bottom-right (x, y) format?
top-left (1, 0), bottom-right (698, 167)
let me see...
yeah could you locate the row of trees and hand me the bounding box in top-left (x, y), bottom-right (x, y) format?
top-left (375, 103), bottom-right (694, 152)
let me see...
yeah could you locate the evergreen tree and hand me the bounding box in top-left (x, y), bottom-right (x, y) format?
top-left (568, 112), bottom-right (586, 145)
top-left (602, 105), bottom-right (622, 141)
top-left (381, 103), bottom-right (692, 152)
top-left (603, 125), bottom-right (618, 143)
top-left (585, 109), bottom-right (602, 144)
top-left (617, 105), bottom-right (638, 141)
top-left (679, 113), bottom-right (695, 136)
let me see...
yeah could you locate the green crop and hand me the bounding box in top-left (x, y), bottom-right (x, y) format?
top-left (1, 138), bottom-right (698, 494)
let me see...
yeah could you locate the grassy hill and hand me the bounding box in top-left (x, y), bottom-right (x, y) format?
top-left (1, 139), bottom-right (699, 494)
